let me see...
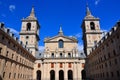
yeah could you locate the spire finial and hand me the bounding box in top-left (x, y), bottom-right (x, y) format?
top-left (25, 6), bottom-right (37, 20)
top-left (30, 6), bottom-right (35, 17)
top-left (58, 25), bottom-right (63, 35)
top-left (86, 3), bottom-right (91, 16)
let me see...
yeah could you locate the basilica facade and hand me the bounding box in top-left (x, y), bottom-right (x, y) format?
top-left (19, 7), bottom-right (85, 80)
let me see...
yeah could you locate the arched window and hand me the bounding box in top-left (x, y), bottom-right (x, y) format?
top-left (9, 73), bottom-right (11, 78)
top-left (50, 70), bottom-right (55, 80)
top-left (51, 53), bottom-right (54, 58)
top-left (60, 53), bottom-right (62, 58)
top-left (90, 22), bottom-right (95, 30)
top-left (68, 53), bottom-right (71, 58)
top-left (3, 72), bottom-right (5, 78)
top-left (27, 23), bottom-right (31, 31)
top-left (59, 40), bottom-right (64, 48)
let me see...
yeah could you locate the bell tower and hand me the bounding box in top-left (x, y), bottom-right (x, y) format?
top-left (81, 5), bottom-right (102, 56)
top-left (20, 7), bottom-right (40, 56)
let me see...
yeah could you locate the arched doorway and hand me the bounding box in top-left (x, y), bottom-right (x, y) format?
top-left (36, 70), bottom-right (41, 80)
top-left (50, 70), bottom-right (55, 80)
top-left (59, 70), bottom-right (64, 80)
top-left (81, 69), bottom-right (86, 79)
top-left (68, 70), bottom-right (73, 80)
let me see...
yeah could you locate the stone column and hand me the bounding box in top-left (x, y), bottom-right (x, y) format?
top-left (64, 62), bottom-right (67, 80)
top-left (55, 63), bottom-right (59, 80)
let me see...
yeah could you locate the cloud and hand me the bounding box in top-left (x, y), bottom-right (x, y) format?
top-left (8, 27), bottom-right (19, 37)
top-left (95, 0), bottom-right (100, 5)
top-left (39, 46), bottom-right (45, 51)
top-left (9, 5), bottom-right (16, 12)
top-left (77, 43), bottom-right (83, 51)
top-left (69, 33), bottom-right (82, 39)
top-left (75, 33), bottom-right (82, 39)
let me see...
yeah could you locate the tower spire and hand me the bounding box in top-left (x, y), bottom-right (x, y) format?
top-left (85, 3), bottom-right (95, 19)
top-left (30, 6), bottom-right (35, 17)
top-left (86, 3), bottom-right (91, 16)
top-left (26, 6), bottom-right (37, 20)
top-left (58, 25), bottom-right (63, 35)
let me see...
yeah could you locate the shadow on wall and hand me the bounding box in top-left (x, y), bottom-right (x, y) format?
top-left (0, 75), bottom-right (3, 80)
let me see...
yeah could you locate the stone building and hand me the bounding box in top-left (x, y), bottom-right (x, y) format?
top-left (33, 27), bottom-right (85, 80)
top-left (0, 23), bottom-right (36, 80)
top-left (82, 5), bottom-right (120, 80)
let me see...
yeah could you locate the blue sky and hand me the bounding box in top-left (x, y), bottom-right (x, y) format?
top-left (0, 0), bottom-right (120, 51)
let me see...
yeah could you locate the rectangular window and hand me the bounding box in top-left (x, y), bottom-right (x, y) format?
top-left (38, 63), bottom-right (41, 68)
top-left (60, 63), bottom-right (63, 68)
top-left (111, 72), bottom-right (114, 77)
top-left (6, 51), bottom-right (9, 56)
top-left (117, 71), bottom-right (120, 77)
top-left (108, 53), bottom-right (110, 58)
top-left (12, 54), bottom-right (14, 59)
top-left (16, 56), bottom-right (18, 61)
top-left (114, 59), bottom-right (118, 65)
top-left (51, 63), bottom-right (54, 68)
top-left (68, 63), bottom-right (72, 68)
top-left (113, 50), bottom-right (116, 56)
top-left (106, 72), bottom-right (109, 77)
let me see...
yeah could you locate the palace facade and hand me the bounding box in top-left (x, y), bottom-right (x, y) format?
top-left (0, 23), bottom-right (35, 80)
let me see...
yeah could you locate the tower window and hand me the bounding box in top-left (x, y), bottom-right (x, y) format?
top-left (68, 53), bottom-right (71, 58)
top-left (59, 40), bottom-right (64, 48)
top-left (90, 22), bottom-right (95, 30)
top-left (27, 23), bottom-right (31, 31)
top-left (51, 53), bottom-right (54, 58)
top-left (26, 36), bottom-right (29, 39)
top-left (60, 53), bottom-right (62, 58)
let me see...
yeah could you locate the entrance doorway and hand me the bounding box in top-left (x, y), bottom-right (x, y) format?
top-left (81, 69), bottom-right (86, 79)
top-left (59, 70), bottom-right (64, 80)
top-left (36, 70), bottom-right (41, 80)
top-left (50, 70), bottom-right (55, 80)
top-left (68, 70), bottom-right (73, 80)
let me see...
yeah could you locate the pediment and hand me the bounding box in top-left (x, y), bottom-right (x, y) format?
top-left (44, 35), bottom-right (78, 43)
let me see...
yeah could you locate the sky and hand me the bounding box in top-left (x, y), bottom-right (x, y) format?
top-left (0, 0), bottom-right (120, 51)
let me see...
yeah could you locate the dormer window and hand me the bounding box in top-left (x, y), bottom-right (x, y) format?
top-left (27, 23), bottom-right (31, 31)
top-left (59, 40), bottom-right (64, 48)
top-left (90, 22), bottom-right (95, 30)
